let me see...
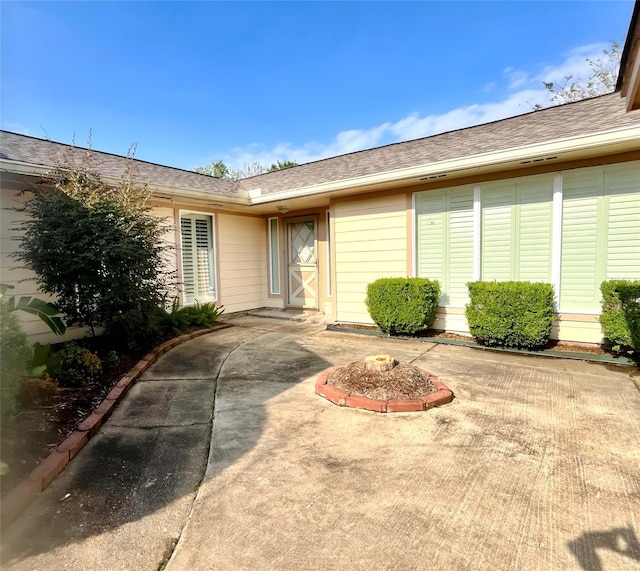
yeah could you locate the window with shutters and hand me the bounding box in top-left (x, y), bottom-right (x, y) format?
top-left (415, 187), bottom-right (474, 306)
top-left (415, 164), bottom-right (640, 316)
top-left (560, 163), bottom-right (640, 312)
top-left (481, 176), bottom-right (553, 283)
top-left (180, 213), bottom-right (217, 305)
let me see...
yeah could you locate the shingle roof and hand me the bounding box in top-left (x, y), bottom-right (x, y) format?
top-left (2, 94), bottom-right (638, 203)
top-left (238, 93), bottom-right (640, 196)
top-left (0, 131), bottom-right (239, 197)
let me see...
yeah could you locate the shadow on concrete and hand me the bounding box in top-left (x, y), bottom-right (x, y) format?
top-left (568, 525), bottom-right (640, 571)
top-left (0, 319), bottom-right (332, 566)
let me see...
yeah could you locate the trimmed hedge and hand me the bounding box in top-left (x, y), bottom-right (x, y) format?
top-left (466, 281), bottom-right (555, 349)
top-left (600, 280), bottom-right (640, 354)
top-left (366, 278), bottom-right (440, 336)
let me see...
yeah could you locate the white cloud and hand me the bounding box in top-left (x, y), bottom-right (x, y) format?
top-left (1, 122), bottom-right (32, 136)
top-left (217, 42), bottom-right (612, 169)
top-left (537, 42), bottom-right (611, 85)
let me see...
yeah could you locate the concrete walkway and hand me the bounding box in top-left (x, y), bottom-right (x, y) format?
top-left (2, 315), bottom-right (640, 570)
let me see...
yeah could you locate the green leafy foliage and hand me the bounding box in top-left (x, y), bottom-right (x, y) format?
top-left (48, 342), bottom-right (102, 388)
top-left (0, 284), bottom-right (65, 335)
top-left (267, 160), bottom-right (298, 172)
top-left (366, 278), bottom-right (440, 336)
top-left (195, 158), bottom-right (298, 179)
top-left (162, 299), bottom-right (225, 334)
top-left (29, 342), bottom-right (52, 378)
top-left (0, 298), bottom-right (32, 419)
top-left (16, 160), bottom-right (175, 348)
top-left (599, 280), bottom-right (640, 354)
top-left (466, 281), bottom-right (555, 349)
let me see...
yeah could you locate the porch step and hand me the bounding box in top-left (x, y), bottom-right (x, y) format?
top-left (246, 308), bottom-right (330, 324)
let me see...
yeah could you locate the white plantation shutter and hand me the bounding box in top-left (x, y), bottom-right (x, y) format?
top-left (560, 163), bottom-right (640, 312)
top-left (416, 190), bottom-right (446, 289)
top-left (180, 214), bottom-right (216, 304)
top-left (481, 182), bottom-right (515, 282)
top-left (605, 163), bottom-right (640, 280)
top-left (415, 187), bottom-right (474, 306)
top-left (517, 178), bottom-right (553, 282)
top-left (560, 169), bottom-right (602, 312)
top-left (481, 176), bottom-right (553, 283)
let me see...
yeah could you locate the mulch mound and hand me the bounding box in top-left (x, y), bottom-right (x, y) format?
top-left (329, 361), bottom-right (437, 401)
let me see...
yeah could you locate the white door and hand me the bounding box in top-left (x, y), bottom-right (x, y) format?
top-left (286, 218), bottom-right (318, 308)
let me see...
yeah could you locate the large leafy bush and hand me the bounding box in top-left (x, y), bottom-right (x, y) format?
top-left (16, 147), bottom-right (175, 349)
top-left (600, 280), bottom-right (640, 354)
top-left (366, 278), bottom-right (440, 335)
top-left (466, 281), bottom-right (555, 349)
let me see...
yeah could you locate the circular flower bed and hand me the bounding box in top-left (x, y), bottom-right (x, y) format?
top-left (316, 355), bottom-right (454, 413)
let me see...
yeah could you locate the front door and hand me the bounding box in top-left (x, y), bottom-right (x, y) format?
top-left (286, 217), bottom-right (318, 308)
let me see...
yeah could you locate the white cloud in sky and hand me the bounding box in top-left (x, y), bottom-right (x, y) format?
top-left (1, 122), bottom-right (32, 136)
top-left (537, 42), bottom-right (611, 85)
top-left (218, 42), bottom-right (613, 170)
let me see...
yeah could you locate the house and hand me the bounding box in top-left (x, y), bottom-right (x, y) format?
top-left (1, 5), bottom-right (639, 346)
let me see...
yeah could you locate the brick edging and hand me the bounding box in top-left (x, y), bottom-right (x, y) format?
top-left (0, 323), bottom-right (230, 530)
top-left (315, 366), bottom-right (454, 413)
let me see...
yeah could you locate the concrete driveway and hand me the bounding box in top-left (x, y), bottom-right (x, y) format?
top-left (2, 314), bottom-right (639, 570)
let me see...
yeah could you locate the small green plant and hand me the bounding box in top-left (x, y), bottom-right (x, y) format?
top-left (0, 298), bottom-right (32, 419)
top-left (600, 280), bottom-right (640, 354)
top-left (29, 342), bottom-right (52, 378)
top-left (102, 350), bottom-right (121, 370)
top-left (162, 299), bottom-right (225, 334)
top-left (48, 342), bottom-right (102, 388)
top-left (466, 281), bottom-right (555, 349)
top-left (366, 278), bottom-right (441, 336)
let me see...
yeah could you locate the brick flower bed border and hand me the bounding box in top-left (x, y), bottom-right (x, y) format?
top-left (315, 366), bottom-right (454, 413)
top-left (0, 323), bottom-right (231, 530)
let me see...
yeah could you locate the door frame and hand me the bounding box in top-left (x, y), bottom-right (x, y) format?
top-left (284, 215), bottom-right (319, 309)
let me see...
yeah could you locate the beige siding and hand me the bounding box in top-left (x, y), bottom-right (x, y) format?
top-left (551, 315), bottom-right (602, 344)
top-left (217, 214), bottom-right (267, 313)
top-left (0, 182), bottom-right (89, 343)
top-left (152, 205), bottom-right (179, 276)
top-left (334, 195), bottom-right (407, 323)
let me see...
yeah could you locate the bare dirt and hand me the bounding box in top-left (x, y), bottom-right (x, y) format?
top-left (329, 361), bottom-right (437, 400)
top-left (0, 353), bottom-right (139, 495)
top-left (0, 327), bottom-right (209, 496)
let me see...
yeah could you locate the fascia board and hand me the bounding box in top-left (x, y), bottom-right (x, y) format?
top-left (248, 126), bottom-right (640, 205)
top-left (0, 159), bottom-right (51, 177)
top-left (144, 185), bottom-right (247, 206)
top-left (625, 52), bottom-right (640, 110)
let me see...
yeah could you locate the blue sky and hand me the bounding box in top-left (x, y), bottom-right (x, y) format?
top-left (1, 1), bottom-right (634, 171)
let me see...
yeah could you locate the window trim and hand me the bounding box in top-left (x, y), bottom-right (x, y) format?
top-left (268, 217), bottom-right (280, 295)
top-left (326, 210), bottom-right (332, 297)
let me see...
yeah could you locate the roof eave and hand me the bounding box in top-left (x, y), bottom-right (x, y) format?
top-left (0, 158), bottom-right (248, 207)
top-left (247, 125), bottom-right (640, 205)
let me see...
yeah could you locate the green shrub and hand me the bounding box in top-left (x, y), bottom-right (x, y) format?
top-left (162, 299), bottom-right (225, 334)
top-left (600, 280), bottom-right (640, 354)
top-left (466, 281), bottom-right (555, 349)
top-left (366, 278), bottom-right (440, 336)
top-left (16, 154), bottom-right (175, 347)
top-left (0, 300), bottom-right (32, 419)
top-left (49, 342), bottom-right (102, 388)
